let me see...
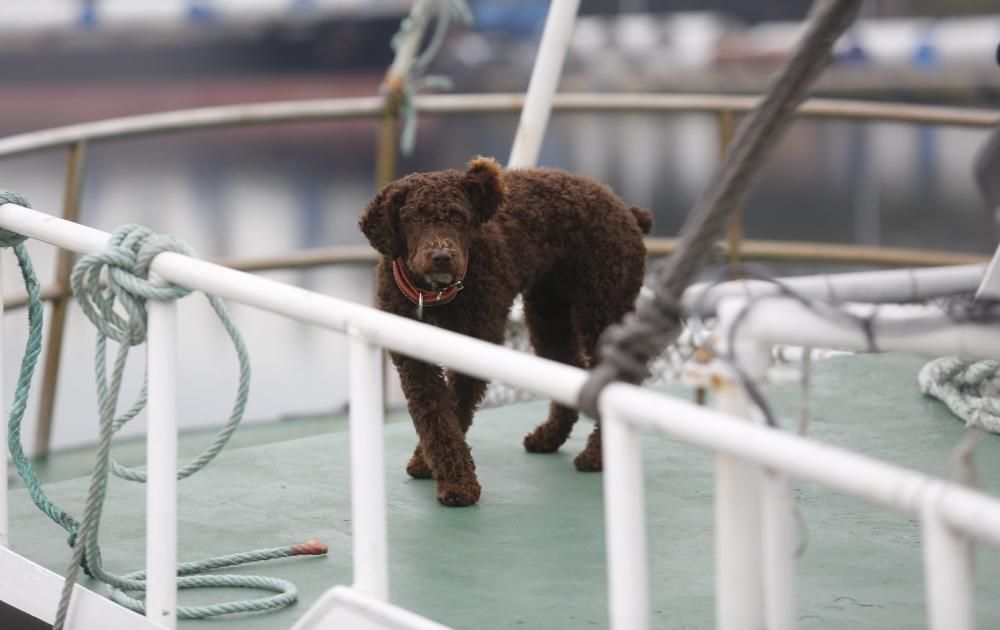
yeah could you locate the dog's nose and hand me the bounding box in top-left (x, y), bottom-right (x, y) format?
top-left (431, 249), bottom-right (453, 266)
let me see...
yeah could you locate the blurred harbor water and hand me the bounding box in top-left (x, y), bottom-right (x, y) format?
top-left (0, 111), bottom-right (995, 452)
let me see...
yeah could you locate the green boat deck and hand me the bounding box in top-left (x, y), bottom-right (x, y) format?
top-left (8, 354), bottom-right (1000, 629)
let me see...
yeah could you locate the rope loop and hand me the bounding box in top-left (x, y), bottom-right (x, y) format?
top-left (920, 357), bottom-right (1000, 434)
top-left (71, 224), bottom-right (193, 346)
top-left (0, 190), bottom-right (31, 247)
top-left (0, 218), bottom-right (326, 627)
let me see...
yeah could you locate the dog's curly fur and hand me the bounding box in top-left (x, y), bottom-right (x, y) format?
top-left (360, 157), bottom-right (651, 507)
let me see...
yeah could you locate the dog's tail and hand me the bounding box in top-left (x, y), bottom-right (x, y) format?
top-left (629, 206), bottom-right (653, 235)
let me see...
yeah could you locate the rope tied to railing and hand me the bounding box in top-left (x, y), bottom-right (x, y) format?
top-left (0, 191), bottom-right (29, 246)
top-left (0, 209), bottom-right (326, 627)
top-left (577, 0), bottom-right (863, 419)
top-left (386, 0), bottom-right (471, 155)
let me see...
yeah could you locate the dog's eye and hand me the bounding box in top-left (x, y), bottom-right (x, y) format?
top-left (449, 212), bottom-right (464, 224)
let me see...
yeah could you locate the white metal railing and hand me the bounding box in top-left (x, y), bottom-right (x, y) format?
top-left (682, 263), bottom-right (987, 315)
top-left (3, 200), bottom-right (1000, 629)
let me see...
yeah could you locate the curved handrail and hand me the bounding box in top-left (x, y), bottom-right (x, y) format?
top-left (0, 93), bottom-right (996, 159)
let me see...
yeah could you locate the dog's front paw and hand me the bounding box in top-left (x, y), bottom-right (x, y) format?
top-left (436, 478), bottom-right (481, 507)
top-left (406, 447), bottom-right (433, 479)
top-left (573, 448), bottom-right (603, 472)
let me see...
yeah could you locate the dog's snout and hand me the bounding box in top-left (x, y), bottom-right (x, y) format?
top-left (431, 249), bottom-right (453, 266)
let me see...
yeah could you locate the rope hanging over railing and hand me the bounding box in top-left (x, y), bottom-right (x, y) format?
top-left (0, 199), bottom-right (326, 627)
top-left (577, 0), bottom-right (864, 418)
top-left (386, 0), bottom-right (471, 155)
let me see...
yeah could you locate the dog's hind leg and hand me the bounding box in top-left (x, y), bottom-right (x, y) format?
top-left (522, 293), bottom-right (586, 454)
top-left (571, 271), bottom-right (645, 472)
top-left (450, 371), bottom-right (490, 432)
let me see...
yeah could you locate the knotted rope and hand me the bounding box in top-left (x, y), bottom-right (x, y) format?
top-left (577, 0), bottom-right (863, 418)
top-left (919, 357), bottom-right (1000, 433)
top-left (0, 201), bottom-right (325, 627)
top-left (388, 0), bottom-right (471, 155)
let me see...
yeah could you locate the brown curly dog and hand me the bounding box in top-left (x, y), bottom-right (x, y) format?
top-left (359, 156), bottom-right (651, 507)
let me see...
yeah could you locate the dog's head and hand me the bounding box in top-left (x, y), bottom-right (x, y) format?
top-left (359, 156), bottom-right (506, 288)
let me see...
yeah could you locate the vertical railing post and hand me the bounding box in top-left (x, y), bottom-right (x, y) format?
top-left (717, 110), bottom-right (743, 276)
top-left (601, 394), bottom-right (649, 630)
top-left (35, 140), bottom-right (88, 458)
top-left (0, 251), bottom-right (7, 548)
top-left (146, 296), bottom-right (179, 629)
top-left (348, 331), bottom-right (388, 601)
top-left (713, 382), bottom-right (765, 630)
top-left (713, 300), bottom-right (770, 630)
top-left (922, 487), bottom-right (974, 630)
top-left (761, 470), bottom-right (796, 630)
top-left (714, 299), bottom-right (796, 629)
top-left (507, 0), bottom-right (581, 168)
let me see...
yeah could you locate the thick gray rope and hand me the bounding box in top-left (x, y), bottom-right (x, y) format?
top-left (578, 0), bottom-right (863, 418)
top-left (919, 357), bottom-right (1000, 433)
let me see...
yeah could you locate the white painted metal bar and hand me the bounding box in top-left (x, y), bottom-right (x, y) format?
top-left (922, 489), bottom-right (975, 630)
top-left (5, 200), bottom-right (1000, 546)
top-left (713, 383), bottom-right (764, 630)
top-left (717, 297), bottom-right (1000, 359)
top-left (720, 319), bottom-right (797, 630)
top-left (600, 382), bottom-right (1000, 547)
top-left (760, 472), bottom-right (796, 630)
top-left (0, 94), bottom-right (995, 159)
top-left (0, 252), bottom-right (6, 548)
top-left (507, 0), bottom-right (581, 168)
top-left (683, 264), bottom-right (987, 316)
top-left (291, 585), bottom-right (451, 630)
top-left (600, 403), bottom-right (649, 630)
top-left (0, 547), bottom-right (160, 629)
top-left (348, 333), bottom-right (389, 601)
top-left (145, 297), bottom-right (179, 629)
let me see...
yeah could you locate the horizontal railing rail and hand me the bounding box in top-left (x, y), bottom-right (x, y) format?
top-left (4, 239), bottom-right (986, 311)
top-left (683, 263), bottom-right (987, 315)
top-left (0, 93), bottom-right (996, 159)
top-left (2, 200), bottom-right (1000, 629)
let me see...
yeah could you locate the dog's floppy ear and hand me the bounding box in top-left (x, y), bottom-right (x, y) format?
top-left (462, 156), bottom-right (506, 223)
top-left (359, 181), bottom-right (406, 258)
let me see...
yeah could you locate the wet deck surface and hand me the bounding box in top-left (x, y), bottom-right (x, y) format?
top-left (8, 353), bottom-right (1000, 629)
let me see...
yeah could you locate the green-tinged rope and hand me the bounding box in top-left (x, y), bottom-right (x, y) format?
top-left (0, 199), bottom-right (326, 627)
top-left (390, 0), bottom-right (471, 155)
top-left (0, 193), bottom-right (79, 537)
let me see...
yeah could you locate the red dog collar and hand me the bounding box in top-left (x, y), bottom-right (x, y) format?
top-left (392, 258), bottom-right (467, 311)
